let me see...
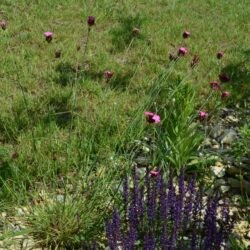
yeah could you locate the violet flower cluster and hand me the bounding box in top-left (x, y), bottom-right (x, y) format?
top-left (105, 168), bottom-right (234, 249)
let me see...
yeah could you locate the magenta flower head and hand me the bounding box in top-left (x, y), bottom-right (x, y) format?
top-left (219, 73), bottom-right (230, 82)
top-left (0, 19), bottom-right (7, 30)
top-left (44, 31), bottom-right (53, 42)
top-left (221, 91), bottom-right (230, 100)
top-left (183, 31), bottom-right (191, 39)
top-left (209, 81), bottom-right (220, 90)
top-left (217, 51), bottom-right (224, 59)
top-left (178, 47), bottom-right (188, 56)
top-left (150, 170), bottom-right (159, 177)
top-left (87, 16), bottom-right (95, 26)
top-left (104, 70), bottom-right (114, 81)
top-left (144, 111), bottom-right (161, 124)
top-left (198, 111), bottom-right (208, 121)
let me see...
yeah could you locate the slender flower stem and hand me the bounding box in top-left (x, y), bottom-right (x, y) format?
top-left (14, 63), bottom-right (37, 152)
top-left (83, 27), bottom-right (91, 65)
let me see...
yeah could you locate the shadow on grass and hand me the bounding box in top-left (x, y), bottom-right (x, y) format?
top-left (55, 62), bottom-right (104, 86)
top-left (44, 92), bottom-right (73, 128)
top-left (55, 62), bottom-right (76, 86)
top-left (221, 53), bottom-right (250, 105)
top-left (55, 62), bottom-right (134, 91)
top-left (108, 71), bottom-right (134, 91)
top-left (0, 161), bottom-right (12, 187)
top-left (110, 14), bottom-right (146, 52)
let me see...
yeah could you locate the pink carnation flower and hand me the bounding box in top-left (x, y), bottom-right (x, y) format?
top-left (183, 31), bottom-right (191, 38)
top-left (198, 111), bottom-right (208, 121)
top-left (44, 31), bottom-right (53, 42)
top-left (217, 51), bottom-right (224, 59)
top-left (87, 16), bottom-right (95, 26)
top-left (104, 70), bottom-right (114, 80)
top-left (209, 81), bottom-right (220, 90)
top-left (144, 112), bottom-right (161, 124)
top-left (0, 19), bottom-right (7, 30)
top-left (178, 47), bottom-right (188, 56)
top-left (150, 170), bottom-right (159, 177)
top-left (221, 91), bottom-right (230, 99)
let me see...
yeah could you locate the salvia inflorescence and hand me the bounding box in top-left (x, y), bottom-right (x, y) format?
top-left (106, 168), bottom-right (234, 249)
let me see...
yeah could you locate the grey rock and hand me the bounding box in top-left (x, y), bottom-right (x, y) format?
top-left (202, 138), bottom-right (212, 147)
top-left (228, 178), bottom-right (250, 194)
top-left (134, 156), bottom-right (151, 165)
top-left (211, 164), bottom-right (225, 178)
top-left (215, 179), bottom-right (226, 186)
top-left (220, 129), bottom-right (237, 145)
top-left (220, 185), bottom-right (230, 193)
top-left (212, 144), bottom-right (220, 149)
top-left (226, 165), bottom-right (241, 175)
top-left (226, 115), bottom-right (239, 123)
top-left (209, 124), bottom-right (224, 139)
top-left (242, 157), bottom-right (250, 164)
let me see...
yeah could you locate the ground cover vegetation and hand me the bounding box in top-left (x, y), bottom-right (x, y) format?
top-left (0, 0), bottom-right (249, 249)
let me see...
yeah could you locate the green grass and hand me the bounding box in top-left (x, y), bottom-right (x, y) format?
top-left (0, 0), bottom-right (249, 248)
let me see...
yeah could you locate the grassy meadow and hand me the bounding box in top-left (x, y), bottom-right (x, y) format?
top-left (0, 0), bottom-right (249, 249)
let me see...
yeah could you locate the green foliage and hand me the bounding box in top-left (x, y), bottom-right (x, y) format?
top-left (232, 124), bottom-right (250, 162)
top-left (155, 81), bottom-right (203, 171)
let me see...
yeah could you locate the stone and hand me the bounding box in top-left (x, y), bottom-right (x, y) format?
top-left (229, 206), bottom-right (238, 217)
top-left (211, 164), bottom-right (225, 178)
top-left (1, 212), bottom-right (7, 218)
top-left (212, 144), bottom-right (220, 149)
top-left (135, 156), bottom-right (151, 165)
top-left (209, 124), bottom-right (224, 139)
top-left (215, 179), bottom-right (226, 186)
top-left (228, 178), bottom-right (250, 194)
top-left (142, 146), bottom-right (150, 153)
top-left (247, 231), bottom-right (250, 239)
top-left (220, 185), bottom-right (230, 193)
top-left (226, 115), bottom-right (239, 123)
top-left (21, 237), bottom-right (36, 249)
top-left (220, 129), bottom-right (237, 145)
top-left (202, 138), bottom-right (212, 147)
top-left (56, 195), bottom-right (64, 202)
top-left (226, 165), bottom-right (241, 175)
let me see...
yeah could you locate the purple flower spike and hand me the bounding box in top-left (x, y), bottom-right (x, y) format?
top-left (105, 221), bottom-right (116, 250)
top-left (87, 16), bottom-right (95, 26)
top-left (204, 192), bottom-right (219, 249)
top-left (105, 171), bottom-right (234, 250)
top-left (176, 170), bottom-right (185, 227)
top-left (123, 177), bottom-right (129, 216)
